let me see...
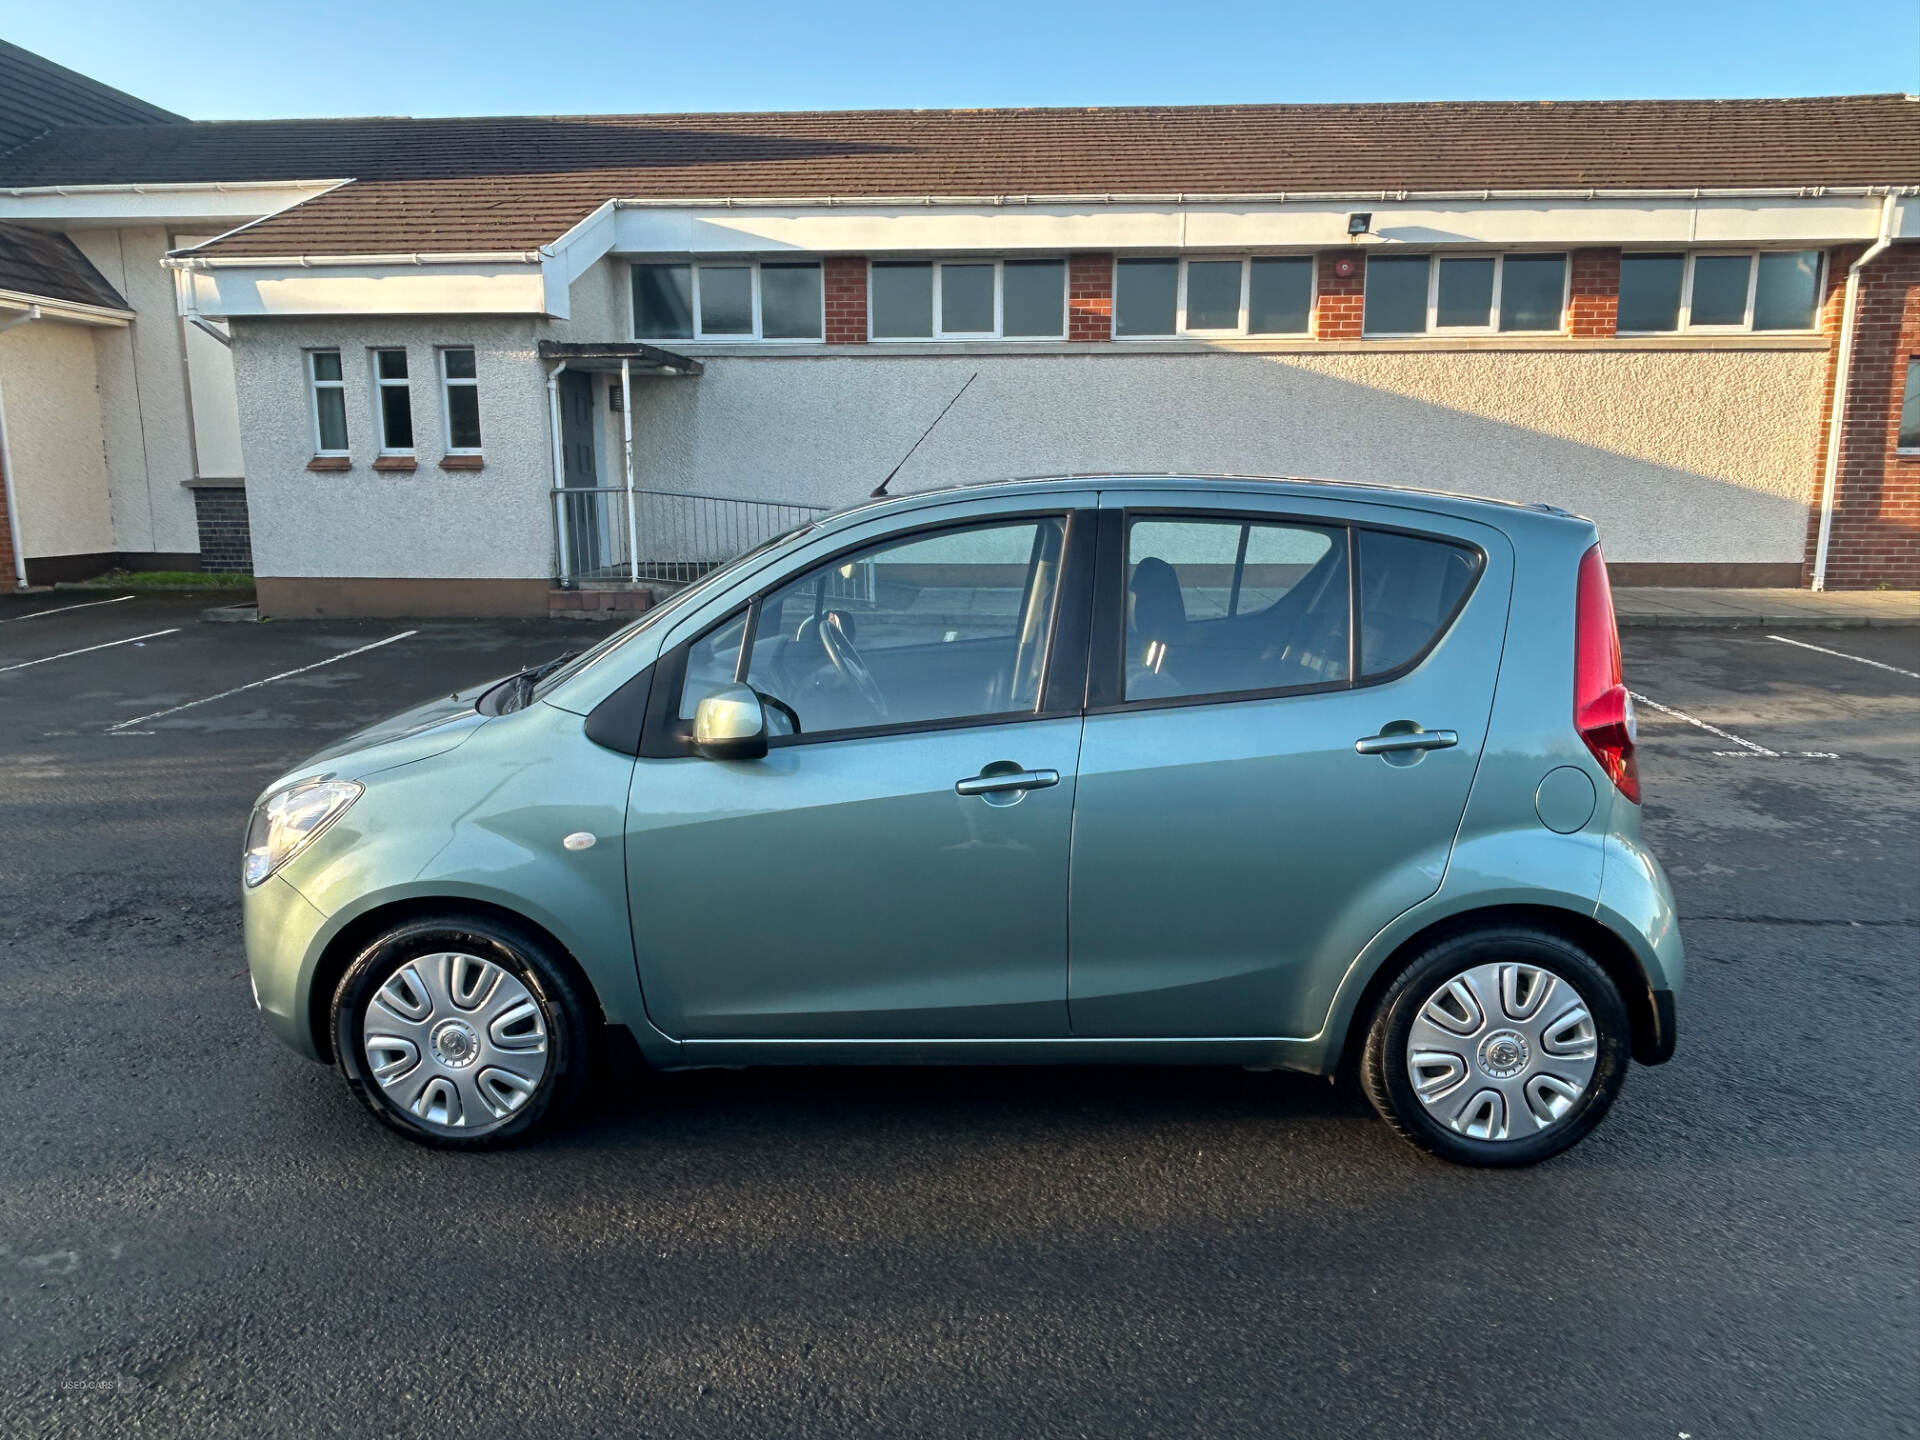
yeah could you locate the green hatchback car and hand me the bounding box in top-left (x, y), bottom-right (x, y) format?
top-left (243, 475), bottom-right (1680, 1166)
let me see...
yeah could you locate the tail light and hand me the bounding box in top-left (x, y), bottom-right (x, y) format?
top-left (1574, 543), bottom-right (1639, 804)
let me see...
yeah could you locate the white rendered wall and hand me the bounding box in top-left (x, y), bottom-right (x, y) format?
top-left (0, 319), bottom-right (114, 558)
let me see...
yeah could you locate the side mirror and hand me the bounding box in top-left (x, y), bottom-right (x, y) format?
top-left (692, 684), bottom-right (768, 761)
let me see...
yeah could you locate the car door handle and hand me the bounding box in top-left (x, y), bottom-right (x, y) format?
top-left (955, 768), bottom-right (1060, 796)
top-left (1355, 729), bottom-right (1459, 755)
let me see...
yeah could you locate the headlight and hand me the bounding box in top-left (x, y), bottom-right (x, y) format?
top-left (243, 779), bottom-right (362, 887)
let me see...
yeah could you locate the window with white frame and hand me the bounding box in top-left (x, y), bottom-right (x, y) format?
top-left (1112, 256), bottom-right (1315, 338)
top-left (868, 259), bottom-right (1067, 339)
top-left (631, 261), bottom-right (824, 341)
top-left (1362, 253), bottom-right (1568, 336)
top-left (1898, 357), bottom-right (1920, 454)
top-left (371, 348), bottom-right (414, 454)
top-left (1617, 250), bottom-right (1823, 334)
top-left (308, 349), bottom-right (348, 455)
top-left (440, 348), bottom-right (482, 453)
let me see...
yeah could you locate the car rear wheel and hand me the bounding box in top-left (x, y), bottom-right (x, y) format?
top-left (331, 913), bottom-right (593, 1149)
top-left (1361, 926), bottom-right (1631, 1167)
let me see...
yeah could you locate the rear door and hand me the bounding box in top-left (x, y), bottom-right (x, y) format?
top-left (1067, 491), bottom-right (1512, 1039)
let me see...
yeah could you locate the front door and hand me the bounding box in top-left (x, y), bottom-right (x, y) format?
top-left (557, 370), bottom-right (604, 575)
top-left (624, 508), bottom-right (1094, 1039)
top-left (1067, 497), bottom-right (1511, 1039)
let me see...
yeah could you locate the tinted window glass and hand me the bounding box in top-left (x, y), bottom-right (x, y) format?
top-left (1002, 260), bottom-right (1065, 336)
top-left (1689, 255), bottom-right (1751, 326)
top-left (760, 263), bottom-right (823, 339)
top-left (1499, 254), bottom-right (1566, 332)
top-left (940, 263), bottom-right (995, 333)
top-left (1902, 358), bottom-right (1920, 451)
top-left (447, 386), bottom-right (482, 450)
top-left (1247, 257), bottom-right (1311, 334)
top-left (1753, 251), bottom-right (1821, 331)
top-left (1364, 255), bottom-right (1430, 334)
top-left (698, 266), bottom-right (753, 335)
top-left (1115, 259), bottom-right (1177, 337)
top-left (1618, 253), bottom-right (1684, 332)
top-left (312, 351), bottom-right (342, 383)
top-left (1357, 529), bottom-right (1480, 676)
top-left (871, 262), bottom-right (933, 338)
top-left (633, 263), bottom-right (693, 339)
top-left (1185, 260), bottom-right (1243, 330)
top-left (1124, 517), bottom-right (1349, 701)
top-left (315, 388), bottom-right (347, 451)
top-left (678, 610), bottom-right (749, 719)
top-left (1436, 257), bottom-right (1494, 327)
top-left (702, 518), bottom-right (1066, 736)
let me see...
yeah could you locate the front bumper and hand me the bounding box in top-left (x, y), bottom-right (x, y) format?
top-left (243, 873), bottom-right (333, 1061)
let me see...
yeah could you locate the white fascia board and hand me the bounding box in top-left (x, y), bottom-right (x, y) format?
top-left (606, 192), bottom-right (1917, 255)
top-left (0, 289), bottom-right (132, 325)
top-left (185, 261), bottom-right (548, 317)
top-left (0, 180), bottom-right (344, 228)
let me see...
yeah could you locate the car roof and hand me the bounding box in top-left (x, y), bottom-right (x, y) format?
top-left (828, 473), bottom-right (1588, 531)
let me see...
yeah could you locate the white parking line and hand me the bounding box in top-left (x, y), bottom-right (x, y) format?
top-left (1629, 689), bottom-right (1836, 761)
top-left (0, 628), bottom-right (180, 674)
top-left (0, 594), bottom-right (135, 623)
top-left (1767, 633), bottom-right (1920, 680)
top-left (107, 630), bottom-right (417, 733)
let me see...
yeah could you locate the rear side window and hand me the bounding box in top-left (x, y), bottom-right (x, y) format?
top-left (1356, 529), bottom-right (1482, 676)
top-left (1124, 517), bottom-right (1350, 701)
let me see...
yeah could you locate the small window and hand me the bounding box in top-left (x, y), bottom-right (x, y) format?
top-left (372, 349), bottom-right (413, 454)
top-left (940, 263), bottom-right (996, 334)
top-left (1003, 260), bottom-right (1066, 337)
top-left (440, 348), bottom-right (481, 453)
top-left (308, 349), bottom-right (348, 455)
top-left (1899, 358), bottom-right (1920, 453)
top-left (698, 265), bottom-right (754, 336)
top-left (870, 262), bottom-right (934, 339)
top-left (1435, 257), bottom-right (1495, 328)
top-left (760, 263), bottom-right (824, 340)
top-left (1753, 251), bottom-right (1822, 332)
top-left (1123, 516), bottom-right (1350, 701)
top-left (1688, 255), bottom-right (1751, 328)
top-left (1618, 253), bottom-right (1685, 333)
top-left (1499, 255), bottom-right (1567, 332)
top-left (633, 263), bottom-right (693, 339)
top-left (1114, 258), bottom-right (1178, 337)
top-left (680, 517), bottom-right (1069, 737)
top-left (1183, 259), bottom-right (1244, 331)
top-left (1363, 255), bottom-right (1431, 335)
top-left (1356, 529), bottom-right (1481, 676)
top-left (630, 261), bottom-right (822, 341)
top-left (1364, 254), bottom-right (1566, 336)
top-left (1247, 258), bottom-right (1312, 335)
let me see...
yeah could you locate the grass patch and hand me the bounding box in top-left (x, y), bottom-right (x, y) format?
top-left (67, 569), bottom-right (256, 592)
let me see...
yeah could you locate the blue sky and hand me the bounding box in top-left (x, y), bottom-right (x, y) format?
top-left (6, 0), bottom-right (1915, 119)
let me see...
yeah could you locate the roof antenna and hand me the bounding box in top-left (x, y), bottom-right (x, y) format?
top-left (871, 372), bottom-right (977, 498)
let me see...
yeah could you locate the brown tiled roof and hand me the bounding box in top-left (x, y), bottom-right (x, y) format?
top-left (2, 95), bottom-right (1913, 258)
top-left (0, 222), bottom-right (129, 309)
top-left (0, 39), bottom-right (181, 156)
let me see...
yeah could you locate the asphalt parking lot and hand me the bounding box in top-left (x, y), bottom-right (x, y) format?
top-left (0, 593), bottom-right (1914, 1439)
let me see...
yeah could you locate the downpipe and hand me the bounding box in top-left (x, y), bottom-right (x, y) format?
top-left (1811, 193), bottom-right (1897, 592)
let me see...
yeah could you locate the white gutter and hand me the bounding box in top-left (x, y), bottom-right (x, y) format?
top-left (164, 249), bottom-right (544, 270)
top-left (606, 184), bottom-right (1920, 209)
top-left (1810, 192), bottom-right (1899, 592)
top-left (0, 290), bottom-right (133, 325)
top-left (0, 305), bottom-right (38, 589)
top-left (0, 179), bottom-right (349, 198)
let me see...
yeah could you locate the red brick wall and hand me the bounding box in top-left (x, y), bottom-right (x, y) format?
top-left (1803, 242), bottom-right (1920, 589)
top-left (1567, 249), bottom-right (1620, 337)
top-left (824, 257), bottom-right (867, 344)
top-left (1313, 251), bottom-right (1365, 339)
top-left (1068, 254), bottom-right (1112, 342)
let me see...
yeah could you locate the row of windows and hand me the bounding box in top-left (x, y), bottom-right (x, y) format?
top-left (308, 347), bottom-right (483, 457)
top-left (630, 249), bottom-right (1827, 345)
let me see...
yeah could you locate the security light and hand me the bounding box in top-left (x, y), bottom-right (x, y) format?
top-left (1347, 212), bottom-right (1373, 236)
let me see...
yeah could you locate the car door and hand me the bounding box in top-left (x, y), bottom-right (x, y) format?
top-left (1067, 492), bottom-right (1511, 1039)
top-left (623, 503), bottom-right (1095, 1040)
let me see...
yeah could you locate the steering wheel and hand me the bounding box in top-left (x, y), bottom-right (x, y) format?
top-left (818, 611), bottom-right (889, 720)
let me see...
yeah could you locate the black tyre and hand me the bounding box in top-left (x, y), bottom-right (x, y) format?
top-left (1360, 926), bottom-right (1631, 1167)
top-left (331, 912), bottom-right (594, 1149)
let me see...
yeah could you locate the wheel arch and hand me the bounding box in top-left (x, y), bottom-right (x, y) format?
top-left (1336, 902), bottom-right (1668, 1075)
top-left (307, 896), bottom-right (605, 1063)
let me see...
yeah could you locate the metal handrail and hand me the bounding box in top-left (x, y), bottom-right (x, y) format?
top-left (552, 486), bottom-right (827, 587)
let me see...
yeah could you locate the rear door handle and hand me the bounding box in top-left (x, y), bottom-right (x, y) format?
top-left (956, 768), bottom-right (1060, 796)
top-left (1355, 729), bottom-right (1459, 755)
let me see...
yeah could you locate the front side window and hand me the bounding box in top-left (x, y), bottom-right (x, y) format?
top-left (1113, 257), bottom-right (1314, 338)
top-left (372, 348), bottom-right (413, 453)
top-left (868, 260), bottom-right (1066, 340)
top-left (440, 348), bottom-right (481, 452)
top-left (1899, 358), bottom-right (1920, 453)
top-left (1123, 516), bottom-right (1350, 701)
top-left (631, 261), bottom-right (823, 342)
top-left (1618, 251), bottom-right (1823, 333)
top-left (308, 349), bottom-right (348, 455)
top-left (679, 516), bottom-right (1068, 737)
top-left (1363, 254), bottom-right (1567, 335)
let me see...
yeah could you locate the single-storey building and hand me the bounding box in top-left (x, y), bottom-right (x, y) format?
top-left (1, 39), bottom-right (1916, 614)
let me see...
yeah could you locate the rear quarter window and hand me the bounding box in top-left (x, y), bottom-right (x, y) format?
top-left (1356, 529), bottom-right (1483, 676)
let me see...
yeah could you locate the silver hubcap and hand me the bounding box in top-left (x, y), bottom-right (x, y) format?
top-left (361, 952), bottom-right (549, 1133)
top-left (1405, 962), bottom-right (1598, 1142)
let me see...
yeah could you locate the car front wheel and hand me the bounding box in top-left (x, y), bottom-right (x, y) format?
top-left (331, 913), bottom-right (592, 1148)
top-left (1361, 926), bottom-right (1631, 1167)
